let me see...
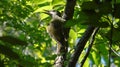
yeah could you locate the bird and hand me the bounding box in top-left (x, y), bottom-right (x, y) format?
top-left (43, 10), bottom-right (66, 54)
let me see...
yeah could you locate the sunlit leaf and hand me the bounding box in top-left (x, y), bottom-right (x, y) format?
top-left (105, 28), bottom-right (120, 43)
top-left (83, 58), bottom-right (90, 67)
top-left (91, 51), bottom-right (101, 65)
top-left (69, 29), bottom-right (77, 46)
top-left (52, 0), bottom-right (65, 5)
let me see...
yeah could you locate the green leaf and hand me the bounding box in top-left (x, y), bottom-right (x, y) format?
top-left (83, 58), bottom-right (89, 67)
top-left (80, 12), bottom-right (101, 26)
top-left (0, 45), bottom-right (20, 60)
top-left (20, 55), bottom-right (37, 67)
top-left (69, 29), bottom-right (77, 43)
top-left (75, 11), bottom-right (88, 25)
top-left (52, 0), bottom-right (65, 5)
top-left (0, 36), bottom-right (27, 46)
top-left (38, 2), bottom-right (50, 7)
top-left (83, 21), bottom-right (109, 28)
top-left (114, 4), bottom-right (120, 18)
top-left (0, 60), bottom-right (4, 67)
top-left (114, 57), bottom-right (120, 66)
top-left (31, 0), bottom-right (48, 4)
top-left (45, 54), bottom-right (56, 60)
top-left (91, 51), bottom-right (101, 65)
top-left (105, 28), bottom-right (120, 43)
top-left (53, 4), bottom-right (64, 10)
top-left (81, 1), bottom-right (98, 10)
top-left (99, 2), bottom-right (112, 15)
top-left (116, 0), bottom-right (120, 3)
top-left (65, 19), bottom-right (77, 27)
top-left (98, 21), bottom-right (109, 28)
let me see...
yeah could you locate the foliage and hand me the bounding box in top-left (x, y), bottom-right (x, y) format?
top-left (0, 0), bottom-right (120, 67)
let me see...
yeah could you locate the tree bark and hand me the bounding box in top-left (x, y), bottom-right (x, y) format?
top-left (54, 0), bottom-right (76, 67)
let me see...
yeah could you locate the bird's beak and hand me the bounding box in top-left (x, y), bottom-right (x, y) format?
top-left (42, 10), bottom-right (50, 15)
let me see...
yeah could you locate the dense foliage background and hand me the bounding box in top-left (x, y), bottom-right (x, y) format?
top-left (0, 0), bottom-right (120, 67)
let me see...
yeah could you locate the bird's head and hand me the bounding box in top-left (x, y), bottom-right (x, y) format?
top-left (43, 10), bottom-right (61, 17)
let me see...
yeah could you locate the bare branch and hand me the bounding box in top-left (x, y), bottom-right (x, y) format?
top-left (111, 48), bottom-right (120, 57)
top-left (68, 26), bottom-right (96, 67)
top-left (80, 27), bottom-right (99, 67)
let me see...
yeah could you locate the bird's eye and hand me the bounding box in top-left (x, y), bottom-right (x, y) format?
top-left (53, 10), bottom-right (55, 12)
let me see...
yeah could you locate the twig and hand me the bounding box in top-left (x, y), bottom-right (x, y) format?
top-left (111, 47), bottom-right (120, 57)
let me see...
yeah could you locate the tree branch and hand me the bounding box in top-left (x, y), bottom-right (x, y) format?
top-left (68, 25), bottom-right (96, 67)
top-left (62, 0), bottom-right (76, 39)
top-left (54, 0), bottom-right (76, 67)
top-left (62, 0), bottom-right (76, 63)
top-left (80, 27), bottom-right (99, 67)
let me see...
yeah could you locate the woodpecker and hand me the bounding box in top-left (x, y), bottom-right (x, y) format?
top-left (43, 10), bottom-right (66, 53)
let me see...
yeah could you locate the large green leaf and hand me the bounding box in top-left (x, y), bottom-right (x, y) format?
top-left (20, 55), bottom-right (38, 67)
top-left (81, 1), bottom-right (98, 10)
top-left (105, 28), bottom-right (120, 43)
top-left (114, 4), bottom-right (120, 18)
top-left (99, 2), bottom-right (112, 15)
top-left (0, 36), bottom-right (27, 46)
top-left (0, 60), bottom-right (4, 67)
top-left (81, 1), bottom-right (112, 27)
top-left (0, 45), bottom-right (20, 60)
top-left (91, 51), bottom-right (101, 65)
top-left (52, 0), bottom-right (65, 6)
